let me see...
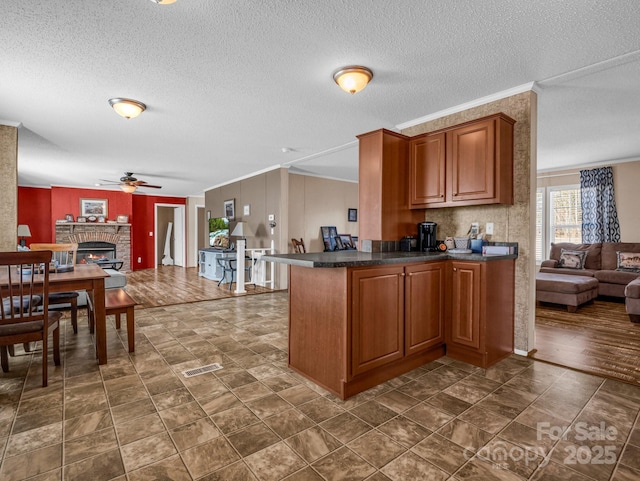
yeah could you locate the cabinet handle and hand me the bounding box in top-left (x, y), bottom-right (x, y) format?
top-left (401, 273), bottom-right (406, 277)
top-left (453, 267), bottom-right (457, 271)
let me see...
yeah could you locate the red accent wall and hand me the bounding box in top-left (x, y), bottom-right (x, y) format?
top-left (18, 187), bottom-right (53, 244)
top-left (133, 194), bottom-right (186, 270)
top-left (18, 186), bottom-right (186, 271)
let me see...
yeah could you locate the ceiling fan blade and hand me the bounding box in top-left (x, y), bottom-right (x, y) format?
top-left (98, 179), bottom-right (121, 185)
top-left (139, 184), bottom-right (162, 189)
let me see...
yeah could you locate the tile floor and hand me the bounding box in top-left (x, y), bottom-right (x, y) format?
top-left (1, 291), bottom-right (640, 480)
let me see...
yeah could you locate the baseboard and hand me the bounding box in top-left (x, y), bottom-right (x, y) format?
top-left (514, 348), bottom-right (532, 357)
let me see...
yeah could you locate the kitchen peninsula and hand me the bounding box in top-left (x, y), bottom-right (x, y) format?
top-left (265, 249), bottom-right (516, 400)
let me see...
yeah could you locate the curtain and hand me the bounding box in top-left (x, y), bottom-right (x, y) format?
top-left (580, 166), bottom-right (621, 243)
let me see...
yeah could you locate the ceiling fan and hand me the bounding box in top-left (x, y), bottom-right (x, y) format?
top-left (98, 172), bottom-right (162, 193)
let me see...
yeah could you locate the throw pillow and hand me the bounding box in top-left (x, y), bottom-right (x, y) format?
top-left (616, 252), bottom-right (640, 273)
top-left (558, 249), bottom-right (588, 269)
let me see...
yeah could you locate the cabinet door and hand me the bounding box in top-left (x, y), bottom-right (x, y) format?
top-left (405, 262), bottom-right (445, 355)
top-left (351, 266), bottom-right (405, 376)
top-left (410, 133), bottom-right (446, 207)
top-left (449, 261), bottom-right (481, 349)
top-left (448, 118), bottom-right (495, 202)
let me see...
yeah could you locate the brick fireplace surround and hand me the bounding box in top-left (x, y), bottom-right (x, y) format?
top-left (55, 223), bottom-right (131, 271)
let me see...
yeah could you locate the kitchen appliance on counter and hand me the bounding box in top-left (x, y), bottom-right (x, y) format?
top-left (399, 236), bottom-right (417, 252)
top-left (417, 222), bottom-right (437, 252)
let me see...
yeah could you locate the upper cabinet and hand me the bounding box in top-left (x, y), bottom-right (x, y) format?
top-left (410, 113), bottom-right (515, 209)
top-left (358, 129), bottom-right (424, 241)
top-left (409, 132), bottom-right (446, 207)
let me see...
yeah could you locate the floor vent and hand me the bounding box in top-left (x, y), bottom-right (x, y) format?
top-left (182, 363), bottom-right (223, 378)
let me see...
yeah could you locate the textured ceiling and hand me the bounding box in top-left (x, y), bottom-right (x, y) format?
top-left (1, 1), bottom-right (639, 196)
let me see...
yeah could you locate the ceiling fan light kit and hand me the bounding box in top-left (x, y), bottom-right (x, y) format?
top-left (99, 172), bottom-right (163, 192)
top-left (108, 98), bottom-right (147, 119)
top-left (333, 66), bottom-right (373, 94)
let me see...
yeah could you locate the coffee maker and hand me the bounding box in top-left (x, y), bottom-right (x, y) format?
top-left (417, 222), bottom-right (437, 252)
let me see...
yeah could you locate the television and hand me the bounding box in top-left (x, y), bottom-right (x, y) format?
top-left (209, 217), bottom-right (230, 249)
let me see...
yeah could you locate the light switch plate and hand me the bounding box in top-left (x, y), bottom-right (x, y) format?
top-left (244, 205), bottom-right (250, 216)
top-left (486, 223), bottom-right (494, 235)
top-left (268, 214), bottom-right (274, 221)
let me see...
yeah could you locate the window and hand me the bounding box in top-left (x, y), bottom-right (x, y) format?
top-left (536, 184), bottom-right (582, 262)
top-left (535, 188), bottom-right (544, 262)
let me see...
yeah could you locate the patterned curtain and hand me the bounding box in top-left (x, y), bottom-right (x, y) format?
top-left (580, 166), bottom-right (621, 243)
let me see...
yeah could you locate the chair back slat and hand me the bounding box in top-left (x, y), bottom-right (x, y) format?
top-left (30, 243), bottom-right (77, 270)
top-left (0, 251), bottom-right (51, 326)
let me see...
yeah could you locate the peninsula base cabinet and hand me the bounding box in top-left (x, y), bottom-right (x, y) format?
top-left (446, 259), bottom-right (515, 368)
top-left (288, 258), bottom-right (515, 400)
top-left (288, 263), bottom-right (446, 400)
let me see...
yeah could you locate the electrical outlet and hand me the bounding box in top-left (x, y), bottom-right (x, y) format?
top-left (486, 222), bottom-right (494, 235)
top-left (137, 257), bottom-right (142, 263)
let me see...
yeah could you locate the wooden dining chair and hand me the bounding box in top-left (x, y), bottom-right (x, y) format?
top-left (30, 243), bottom-right (84, 334)
top-left (291, 238), bottom-right (306, 254)
top-left (0, 250), bottom-right (61, 387)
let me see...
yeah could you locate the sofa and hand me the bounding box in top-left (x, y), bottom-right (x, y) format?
top-left (539, 242), bottom-right (640, 320)
top-left (540, 242), bottom-right (640, 298)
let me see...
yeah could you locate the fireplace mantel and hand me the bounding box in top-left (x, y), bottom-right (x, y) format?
top-left (55, 223), bottom-right (131, 272)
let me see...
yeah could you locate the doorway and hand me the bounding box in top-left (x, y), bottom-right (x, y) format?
top-left (155, 204), bottom-right (186, 267)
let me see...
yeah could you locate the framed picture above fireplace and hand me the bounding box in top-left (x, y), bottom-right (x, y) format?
top-left (80, 199), bottom-right (108, 217)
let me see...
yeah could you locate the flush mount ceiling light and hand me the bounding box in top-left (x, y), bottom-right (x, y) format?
top-left (149, 0), bottom-right (177, 4)
top-left (108, 98), bottom-right (146, 119)
top-left (333, 66), bottom-right (373, 94)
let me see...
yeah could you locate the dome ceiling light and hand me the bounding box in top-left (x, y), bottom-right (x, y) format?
top-left (333, 66), bottom-right (373, 94)
top-left (150, 0), bottom-right (177, 5)
top-left (108, 98), bottom-right (147, 119)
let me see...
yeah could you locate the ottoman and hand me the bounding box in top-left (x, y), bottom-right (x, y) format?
top-left (625, 277), bottom-right (640, 323)
top-left (536, 272), bottom-right (599, 312)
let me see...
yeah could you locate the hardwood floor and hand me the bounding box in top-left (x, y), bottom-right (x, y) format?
top-left (532, 297), bottom-right (640, 385)
top-left (125, 265), bottom-right (275, 309)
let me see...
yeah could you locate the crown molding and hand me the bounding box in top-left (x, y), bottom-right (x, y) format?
top-left (396, 82), bottom-right (537, 130)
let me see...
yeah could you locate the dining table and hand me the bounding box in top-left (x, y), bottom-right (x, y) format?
top-left (49, 263), bottom-right (110, 364)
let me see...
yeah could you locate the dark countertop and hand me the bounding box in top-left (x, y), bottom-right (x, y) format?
top-left (263, 250), bottom-right (517, 268)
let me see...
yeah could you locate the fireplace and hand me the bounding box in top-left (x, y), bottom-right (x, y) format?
top-left (77, 241), bottom-right (117, 265)
top-left (56, 223), bottom-right (131, 272)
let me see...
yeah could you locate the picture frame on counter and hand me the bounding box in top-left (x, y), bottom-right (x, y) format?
top-left (116, 214), bottom-right (129, 223)
top-left (76, 216), bottom-right (87, 223)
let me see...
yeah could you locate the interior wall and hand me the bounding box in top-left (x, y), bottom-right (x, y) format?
top-left (538, 159), bottom-right (640, 242)
top-left (204, 168), bottom-right (287, 288)
top-left (0, 125), bottom-right (18, 251)
top-left (288, 174), bottom-right (359, 253)
top-left (17, 187), bottom-right (52, 244)
top-left (401, 91), bottom-right (536, 354)
top-left (186, 196), bottom-right (204, 267)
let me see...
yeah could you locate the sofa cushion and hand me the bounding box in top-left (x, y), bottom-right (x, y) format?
top-left (594, 269), bottom-right (640, 286)
top-left (549, 242), bottom-right (602, 270)
top-left (617, 252), bottom-right (640, 273)
top-left (601, 243), bottom-right (640, 270)
top-left (558, 249), bottom-right (587, 269)
top-left (539, 267), bottom-right (596, 277)
top-left (626, 278), bottom-right (640, 299)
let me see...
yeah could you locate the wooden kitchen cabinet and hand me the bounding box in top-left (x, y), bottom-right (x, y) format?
top-left (409, 132), bottom-right (446, 208)
top-left (351, 266), bottom-right (405, 376)
top-left (447, 113), bottom-right (515, 206)
top-left (409, 113), bottom-right (515, 209)
top-left (351, 262), bottom-right (446, 377)
top-left (358, 129), bottom-right (424, 240)
top-left (405, 262), bottom-right (445, 355)
top-left (446, 259), bottom-right (515, 368)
